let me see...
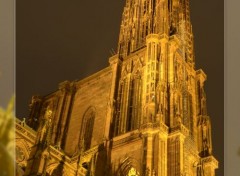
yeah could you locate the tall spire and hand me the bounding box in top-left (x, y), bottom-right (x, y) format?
top-left (117, 0), bottom-right (194, 63)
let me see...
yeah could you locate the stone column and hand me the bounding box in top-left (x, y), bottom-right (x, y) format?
top-left (158, 122), bottom-right (168, 176)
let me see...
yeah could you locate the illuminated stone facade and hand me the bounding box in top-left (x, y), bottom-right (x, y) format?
top-left (16, 0), bottom-right (218, 175)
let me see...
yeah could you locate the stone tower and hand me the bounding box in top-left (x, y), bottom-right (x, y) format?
top-left (111, 0), bottom-right (218, 175)
top-left (16, 0), bottom-right (218, 175)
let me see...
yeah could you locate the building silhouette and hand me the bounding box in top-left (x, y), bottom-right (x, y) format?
top-left (16, 0), bottom-right (218, 175)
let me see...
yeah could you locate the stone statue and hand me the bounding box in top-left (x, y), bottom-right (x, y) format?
top-left (39, 107), bottom-right (53, 143)
top-left (202, 119), bottom-right (210, 155)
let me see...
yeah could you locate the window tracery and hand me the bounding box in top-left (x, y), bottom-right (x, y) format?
top-left (80, 107), bottom-right (95, 151)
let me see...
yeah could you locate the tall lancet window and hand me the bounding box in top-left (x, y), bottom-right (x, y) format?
top-left (188, 92), bottom-right (194, 139)
top-left (114, 82), bottom-right (123, 136)
top-left (114, 68), bottom-right (142, 136)
top-left (118, 77), bottom-right (130, 135)
top-left (80, 107), bottom-right (95, 151)
top-left (128, 72), bottom-right (142, 131)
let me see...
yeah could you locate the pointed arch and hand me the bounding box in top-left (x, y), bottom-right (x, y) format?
top-left (46, 162), bottom-right (70, 176)
top-left (128, 70), bottom-right (142, 131)
top-left (116, 157), bottom-right (141, 176)
top-left (80, 106), bottom-right (96, 151)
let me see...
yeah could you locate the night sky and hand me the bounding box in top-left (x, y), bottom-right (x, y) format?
top-left (16, 0), bottom-right (223, 175)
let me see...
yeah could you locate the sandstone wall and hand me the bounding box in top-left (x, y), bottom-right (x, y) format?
top-left (64, 68), bottom-right (113, 155)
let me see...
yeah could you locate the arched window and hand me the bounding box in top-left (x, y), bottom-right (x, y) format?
top-left (128, 74), bottom-right (142, 131)
top-left (116, 157), bottom-right (141, 176)
top-left (80, 107), bottom-right (95, 151)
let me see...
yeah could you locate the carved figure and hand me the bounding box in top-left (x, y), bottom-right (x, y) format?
top-left (39, 108), bottom-right (53, 143)
top-left (202, 119), bottom-right (209, 154)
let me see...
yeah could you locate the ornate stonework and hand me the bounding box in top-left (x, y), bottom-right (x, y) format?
top-left (16, 0), bottom-right (218, 175)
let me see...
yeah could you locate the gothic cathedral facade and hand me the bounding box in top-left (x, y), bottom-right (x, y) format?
top-left (16, 0), bottom-right (218, 175)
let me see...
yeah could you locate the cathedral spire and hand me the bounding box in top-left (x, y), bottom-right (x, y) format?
top-left (16, 1), bottom-right (219, 175)
top-left (118, 0), bottom-right (193, 62)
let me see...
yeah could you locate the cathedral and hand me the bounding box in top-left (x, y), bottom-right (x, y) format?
top-left (16, 0), bottom-right (218, 175)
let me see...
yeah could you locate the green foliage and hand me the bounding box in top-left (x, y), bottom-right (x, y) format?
top-left (0, 97), bottom-right (15, 176)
